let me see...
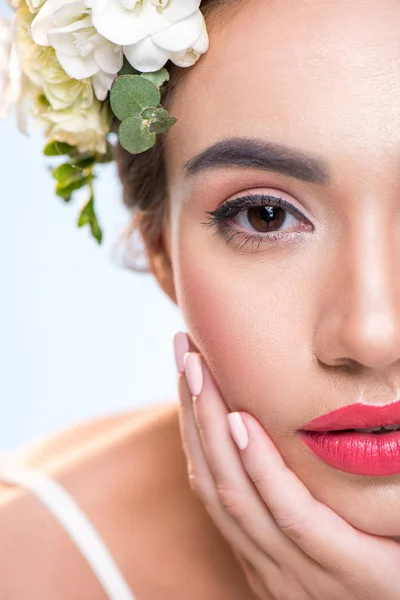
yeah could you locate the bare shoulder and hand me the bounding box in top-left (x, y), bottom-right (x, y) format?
top-left (0, 401), bottom-right (187, 599)
top-left (0, 401), bottom-right (253, 599)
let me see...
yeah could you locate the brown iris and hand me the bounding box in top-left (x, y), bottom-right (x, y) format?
top-left (247, 206), bottom-right (286, 233)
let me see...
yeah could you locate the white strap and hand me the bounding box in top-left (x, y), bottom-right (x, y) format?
top-left (0, 460), bottom-right (136, 600)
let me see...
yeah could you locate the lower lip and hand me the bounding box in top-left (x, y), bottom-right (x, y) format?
top-left (299, 430), bottom-right (400, 476)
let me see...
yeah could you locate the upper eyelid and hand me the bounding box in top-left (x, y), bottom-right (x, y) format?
top-left (207, 192), bottom-right (310, 222)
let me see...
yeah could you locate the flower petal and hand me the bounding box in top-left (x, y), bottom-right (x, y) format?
top-left (169, 14), bottom-right (209, 68)
top-left (151, 9), bottom-right (203, 52)
top-left (123, 36), bottom-right (170, 72)
top-left (92, 0), bottom-right (150, 46)
top-left (92, 70), bottom-right (114, 100)
top-left (0, 18), bottom-right (14, 120)
top-left (56, 50), bottom-right (99, 78)
top-left (47, 30), bottom-right (78, 56)
top-left (161, 0), bottom-right (201, 22)
top-left (94, 41), bottom-right (122, 74)
top-left (31, 0), bottom-right (76, 45)
top-left (51, 2), bottom-right (88, 28)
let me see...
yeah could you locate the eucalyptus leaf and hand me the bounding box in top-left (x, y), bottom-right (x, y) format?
top-left (110, 89), bottom-right (141, 121)
top-left (110, 75), bottom-right (160, 122)
top-left (118, 58), bottom-right (140, 77)
top-left (145, 107), bottom-right (177, 135)
top-left (118, 116), bottom-right (156, 154)
top-left (140, 68), bottom-right (170, 88)
top-left (44, 141), bottom-right (74, 157)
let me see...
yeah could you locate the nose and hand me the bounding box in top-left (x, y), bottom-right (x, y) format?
top-left (314, 211), bottom-right (400, 370)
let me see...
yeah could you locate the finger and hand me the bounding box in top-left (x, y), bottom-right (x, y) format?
top-left (237, 410), bottom-right (367, 570)
top-left (174, 334), bottom-right (266, 563)
top-left (186, 351), bottom-right (300, 562)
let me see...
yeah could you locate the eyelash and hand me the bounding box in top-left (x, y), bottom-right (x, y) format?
top-left (201, 193), bottom-right (311, 251)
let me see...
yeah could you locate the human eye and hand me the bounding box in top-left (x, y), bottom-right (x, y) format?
top-left (201, 191), bottom-right (313, 252)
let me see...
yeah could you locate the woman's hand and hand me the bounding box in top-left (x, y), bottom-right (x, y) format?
top-left (173, 332), bottom-right (400, 600)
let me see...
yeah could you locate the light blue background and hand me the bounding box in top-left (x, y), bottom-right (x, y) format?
top-left (0, 0), bottom-right (185, 453)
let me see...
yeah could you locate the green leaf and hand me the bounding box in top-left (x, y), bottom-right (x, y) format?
top-left (77, 194), bottom-right (103, 244)
top-left (43, 141), bottom-right (75, 157)
top-left (90, 218), bottom-right (103, 244)
top-left (52, 163), bottom-right (81, 182)
top-left (71, 155), bottom-right (96, 170)
top-left (110, 74), bottom-right (160, 121)
top-left (118, 57), bottom-right (140, 77)
top-left (141, 107), bottom-right (177, 134)
top-left (118, 116), bottom-right (156, 154)
top-left (140, 68), bottom-right (170, 88)
top-left (55, 174), bottom-right (93, 201)
top-left (77, 195), bottom-right (94, 226)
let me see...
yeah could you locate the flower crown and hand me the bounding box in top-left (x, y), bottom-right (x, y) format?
top-left (1, 0), bottom-right (209, 243)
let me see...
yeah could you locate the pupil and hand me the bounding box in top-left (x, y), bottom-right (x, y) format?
top-left (248, 206), bottom-right (285, 233)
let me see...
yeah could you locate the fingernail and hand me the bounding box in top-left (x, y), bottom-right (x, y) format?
top-left (183, 352), bottom-right (203, 396)
top-left (173, 332), bottom-right (189, 373)
top-left (227, 412), bottom-right (249, 450)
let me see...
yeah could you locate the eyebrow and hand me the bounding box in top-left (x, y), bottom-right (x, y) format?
top-left (184, 137), bottom-right (331, 185)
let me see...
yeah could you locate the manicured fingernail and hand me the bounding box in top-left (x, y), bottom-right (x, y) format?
top-left (227, 412), bottom-right (249, 450)
top-left (173, 332), bottom-right (189, 373)
top-left (183, 352), bottom-right (203, 396)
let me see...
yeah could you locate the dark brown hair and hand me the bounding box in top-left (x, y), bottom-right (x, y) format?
top-left (114, 0), bottom-right (241, 272)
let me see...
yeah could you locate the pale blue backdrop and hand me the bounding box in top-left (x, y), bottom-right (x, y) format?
top-left (0, 0), bottom-right (185, 453)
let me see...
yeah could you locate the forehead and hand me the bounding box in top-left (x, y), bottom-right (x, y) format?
top-left (165, 0), bottom-right (400, 189)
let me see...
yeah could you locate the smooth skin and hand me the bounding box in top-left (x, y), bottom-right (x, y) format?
top-left (4, 0), bottom-right (400, 598)
top-left (176, 333), bottom-right (400, 598)
top-left (155, 0), bottom-right (400, 538)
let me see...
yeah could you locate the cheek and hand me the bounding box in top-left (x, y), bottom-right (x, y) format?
top-left (174, 226), bottom-right (312, 437)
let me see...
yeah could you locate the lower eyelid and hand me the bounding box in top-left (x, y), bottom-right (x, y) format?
top-left (217, 214), bottom-right (311, 250)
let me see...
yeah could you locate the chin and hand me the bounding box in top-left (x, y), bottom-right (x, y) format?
top-left (282, 441), bottom-right (400, 538)
top-left (335, 498), bottom-right (400, 538)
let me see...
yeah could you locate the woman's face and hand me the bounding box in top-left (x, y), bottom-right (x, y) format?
top-left (162, 0), bottom-right (400, 537)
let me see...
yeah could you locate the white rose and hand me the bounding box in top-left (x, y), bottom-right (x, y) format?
top-left (16, 6), bottom-right (94, 110)
top-left (26, 0), bottom-right (47, 15)
top-left (0, 17), bottom-right (15, 119)
top-left (91, 0), bottom-right (209, 72)
top-left (0, 16), bottom-right (38, 133)
top-left (31, 0), bottom-right (123, 100)
top-left (5, 0), bottom-right (23, 9)
top-left (169, 12), bottom-right (209, 68)
top-left (35, 96), bottom-right (112, 154)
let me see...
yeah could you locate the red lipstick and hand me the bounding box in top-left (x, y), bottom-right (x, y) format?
top-left (299, 398), bottom-right (400, 476)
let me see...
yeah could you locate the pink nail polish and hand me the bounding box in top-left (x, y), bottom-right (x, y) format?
top-left (184, 352), bottom-right (203, 396)
top-left (227, 412), bottom-right (249, 450)
top-left (173, 332), bottom-right (189, 373)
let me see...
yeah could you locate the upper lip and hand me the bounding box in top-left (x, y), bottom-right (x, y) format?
top-left (300, 398), bottom-right (400, 431)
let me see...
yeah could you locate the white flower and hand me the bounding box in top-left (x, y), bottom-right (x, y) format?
top-left (26, 0), bottom-right (47, 15)
top-left (0, 16), bottom-right (36, 133)
top-left (35, 96), bottom-right (112, 153)
top-left (16, 6), bottom-right (94, 110)
top-left (91, 0), bottom-right (209, 72)
top-left (0, 18), bottom-right (15, 119)
top-left (5, 0), bottom-right (23, 9)
top-left (31, 0), bottom-right (123, 100)
top-left (168, 12), bottom-right (208, 68)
